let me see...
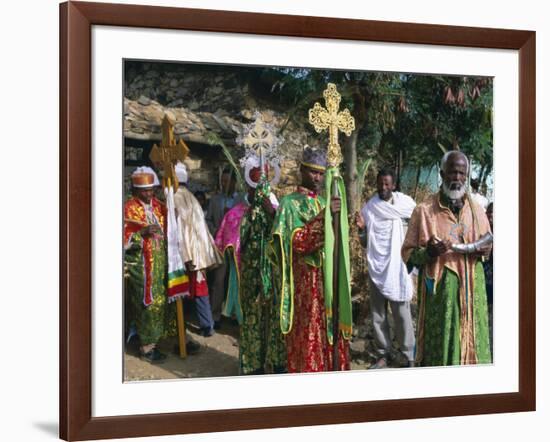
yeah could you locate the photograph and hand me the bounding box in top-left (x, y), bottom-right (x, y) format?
top-left (56, 2), bottom-right (536, 439)
top-left (3, 0), bottom-right (546, 439)
top-left (122, 59), bottom-right (495, 381)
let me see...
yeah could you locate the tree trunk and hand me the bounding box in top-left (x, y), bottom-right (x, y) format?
top-left (413, 165), bottom-right (422, 199)
top-left (477, 163), bottom-right (486, 183)
top-left (342, 84), bottom-right (367, 216)
top-left (396, 149), bottom-right (403, 191)
top-left (343, 131), bottom-right (358, 215)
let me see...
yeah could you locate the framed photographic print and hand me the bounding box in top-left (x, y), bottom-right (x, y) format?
top-left (60, 1), bottom-right (535, 440)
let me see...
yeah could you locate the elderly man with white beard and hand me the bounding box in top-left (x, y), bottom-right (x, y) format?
top-left (402, 151), bottom-right (492, 367)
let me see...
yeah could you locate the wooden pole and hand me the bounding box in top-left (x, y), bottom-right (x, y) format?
top-left (164, 176), bottom-right (187, 359)
top-left (176, 298), bottom-right (187, 358)
top-left (331, 176), bottom-right (341, 371)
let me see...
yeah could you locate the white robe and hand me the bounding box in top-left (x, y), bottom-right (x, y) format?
top-left (174, 186), bottom-right (223, 271)
top-left (361, 192), bottom-right (416, 302)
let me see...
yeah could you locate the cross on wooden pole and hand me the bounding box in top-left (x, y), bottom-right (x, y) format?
top-left (149, 115), bottom-right (190, 358)
top-left (308, 83), bottom-right (355, 371)
top-left (308, 83), bottom-right (355, 167)
top-left (150, 115), bottom-right (190, 191)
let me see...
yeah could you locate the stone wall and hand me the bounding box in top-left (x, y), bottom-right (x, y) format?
top-left (124, 62), bottom-right (318, 196)
top-left (125, 61), bottom-right (256, 114)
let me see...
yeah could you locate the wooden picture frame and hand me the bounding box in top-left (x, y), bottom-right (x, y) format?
top-left (59, 1), bottom-right (536, 440)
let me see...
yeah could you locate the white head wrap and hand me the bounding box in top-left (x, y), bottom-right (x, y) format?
top-left (175, 161), bottom-right (188, 184)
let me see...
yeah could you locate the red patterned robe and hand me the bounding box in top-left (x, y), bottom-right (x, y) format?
top-left (271, 187), bottom-right (350, 373)
top-left (124, 196), bottom-right (169, 345)
top-left (124, 196), bottom-right (166, 307)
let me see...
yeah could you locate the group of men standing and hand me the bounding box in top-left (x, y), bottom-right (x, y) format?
top-left (124, 163), bottom-right (222, 362)
top-left (124, 147), bottom-right (493, 373)
top-left (358, 150), bottom-right (492, 368)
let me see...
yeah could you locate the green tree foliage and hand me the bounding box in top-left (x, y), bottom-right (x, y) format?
top-left (383, 75), bottom-right (493, 183)
top-left (259, 67), bottom-right (493, 207)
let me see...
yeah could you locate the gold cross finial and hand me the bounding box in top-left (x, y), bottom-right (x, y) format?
top-left (308, 83), bottom-right (355, 167)
top-left (149, 115), bottom-right (190, 189)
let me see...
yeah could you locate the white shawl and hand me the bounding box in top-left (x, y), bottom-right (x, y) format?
top-left (174, 186), bottom-right (223, 271)
top-left (361, 192), bottom-right (416, 302)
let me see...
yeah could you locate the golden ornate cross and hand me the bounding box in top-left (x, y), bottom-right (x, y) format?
top-left (149, 115), bottom-right (190, 189)
top-left (308, 83), bottom-right (355, 167)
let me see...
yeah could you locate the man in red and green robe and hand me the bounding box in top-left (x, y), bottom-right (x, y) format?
top-left (270, 150), bottom-right (351, 373)
top-left (124, 171), bottom-right (175, 363)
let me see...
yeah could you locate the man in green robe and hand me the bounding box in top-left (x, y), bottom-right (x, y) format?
top-left (238, 166), bottom-right (287, 375)
top-left (270, 147), bottom-right (352, 372)
top-left (402, 151), bottom-right (492, 366)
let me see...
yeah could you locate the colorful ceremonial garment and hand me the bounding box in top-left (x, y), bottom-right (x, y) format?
top-left (124, 196), bottom-right (170, 345)
top-left (323, 167), bottom-right (353, 343)
top-left (238, 183), bottom-right (286, 374)
top-left (270, 187), bottom-right (350, 372)
top-left (174, 186), bottom-right (223, 273)
top-left (174, 186), bottom-right (223, 299)
top-left (402, 192), bottom-right (492, 366)
top-left (214, 202), bottom-right (248, 323)
top-left (164, 185), bottom-right (189, 300)
top-left (215, 202), bottom-right (248, 269)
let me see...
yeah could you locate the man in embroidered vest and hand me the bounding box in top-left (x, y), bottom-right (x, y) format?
top-left (356, 167), bottom-right (416, 369)
top-left (402, 151), bottom-right (492, 366)
top-left (174, 162), bottom-right (223, 337)
top-left (124, 170), bottom-right (168, 363)
top-left (270, 147), bottom-right (350, 372)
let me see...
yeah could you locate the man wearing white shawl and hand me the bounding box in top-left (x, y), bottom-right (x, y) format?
top-left (174, 162), bottom-right (223, 337)
top-left (357, 168), bottom-right (416, 369)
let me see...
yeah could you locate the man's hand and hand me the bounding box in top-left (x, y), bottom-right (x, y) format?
top-left (330, 196), bottom-right (341, 214)
top-left (476, 243), bottom-right (492, 259)
top-left (141, 224), bottom-right (162, 237)
top-left (427, 235), bottom-right (451, 257)
top-left (185, 261), bottom-right (196, 271)
top-left (354, 212), bottom-right (365, 230)
top-left (261, 196), bottom-right (276, 217)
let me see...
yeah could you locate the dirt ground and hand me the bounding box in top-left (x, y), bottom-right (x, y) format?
top-left (124, 302), bottom-right (412, 381)
top-left (124, 282), bottom-right (493, 381)
top-left (124, 314), bottom-right (241, 381)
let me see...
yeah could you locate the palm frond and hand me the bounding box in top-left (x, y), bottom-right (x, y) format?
top-left (205, 131), bottom-right (245, 191)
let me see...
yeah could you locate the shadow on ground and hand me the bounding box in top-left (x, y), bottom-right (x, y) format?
top-left (33, 422), bottom-right (58, 438)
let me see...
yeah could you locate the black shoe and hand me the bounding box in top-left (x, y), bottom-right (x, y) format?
top-left (140, 348), bottom-right (167, 364)
top-left (213, 320), bottom-right (221, 330)
top-left (407, 361), bottom-right (416, 368)
top-left (202, 328), bottom-right (216, 337)
top-left (273, 365), bottom-right (288, 374)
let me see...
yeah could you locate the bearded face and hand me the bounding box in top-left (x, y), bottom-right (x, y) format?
top-left (442, 180), bottom-right (467, 201)
top-left (440, 153), bottom-right (468, 202)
